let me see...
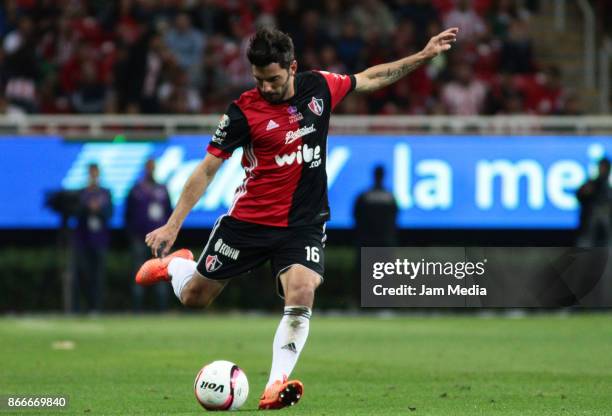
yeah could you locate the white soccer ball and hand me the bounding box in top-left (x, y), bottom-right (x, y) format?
top-left (194, 360), bottom-right (249, 411)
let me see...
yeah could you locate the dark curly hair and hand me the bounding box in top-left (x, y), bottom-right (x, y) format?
top-left (246, 27), bottom-right (295, 69)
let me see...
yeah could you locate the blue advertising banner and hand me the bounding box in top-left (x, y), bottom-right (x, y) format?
top-left (0, 135), bottom-right (608, 229)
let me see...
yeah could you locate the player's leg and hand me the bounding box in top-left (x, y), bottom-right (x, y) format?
top-left (270, 264), bottom-right (321, 380)
top-left (136, 215), bottom-right (270, 309)
top-left (260, 224), bottom-right (326, 410)
top-left (259, 266), bottom-right (322, 410)
top-left (173, 264), bottom-right (229, 308)
top-left (174, 215), bottom-right (272, 308)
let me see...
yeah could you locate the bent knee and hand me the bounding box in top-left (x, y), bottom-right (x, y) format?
top-left (181, 287), bottom-right (209, 308)
top-left (285, 275), bottom-right (321, 304)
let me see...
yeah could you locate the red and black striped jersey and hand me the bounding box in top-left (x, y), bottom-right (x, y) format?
top-left (207, 70), bottom-right (355, 227)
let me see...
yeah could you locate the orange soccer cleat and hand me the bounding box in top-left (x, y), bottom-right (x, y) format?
top-left (135, 249), bottom-right (194, 286)
top-left (258, 377), bottom-right (304, 410)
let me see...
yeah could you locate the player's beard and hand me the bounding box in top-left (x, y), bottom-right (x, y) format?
top-left (260, 74), bottom-right (293, 104)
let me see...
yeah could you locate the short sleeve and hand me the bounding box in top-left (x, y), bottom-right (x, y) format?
top-left (207, 103), bottom-right (250, 159)
top-left (315, 70), bottom-right (356, 110)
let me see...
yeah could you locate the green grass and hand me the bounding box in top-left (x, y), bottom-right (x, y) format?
top-left (0, 314), bottom-right (611, 415)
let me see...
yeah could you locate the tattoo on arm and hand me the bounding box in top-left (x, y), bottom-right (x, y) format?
top-left (359, 57), bottom-right (425, 92)
top-left (372, 63), bottom-right (416, 84)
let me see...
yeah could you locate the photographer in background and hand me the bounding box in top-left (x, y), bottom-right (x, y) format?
top-left (73, 163), bottom-right (113, 314)
top-left (125, 159), bottom-right (172, 312)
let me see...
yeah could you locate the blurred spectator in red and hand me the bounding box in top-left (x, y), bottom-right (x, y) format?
top-left (158, 67), bottom-right (201, 113)
top-left (443, 0), bottom-right (487, 44)
top-left (300, 48), bottom-right (320, 71)
top-left (222, 17), bottom-right (255, 94)
top-left (484, 71), bottom-right (523, 114)
top-left (39, 73), bottom-right (70, 113)
top-left (60, 41), bottom-right (100, 94)
top-left (441, 61), bottom-right (487, 115)
top-left (0, 0), bottom-right (563, 116)
top-left (319, 45), bottom-right (346, 75)
top-left (71, 61), bottom-right (108, 113)
top-left (523, 66), bottom-right (564, 114)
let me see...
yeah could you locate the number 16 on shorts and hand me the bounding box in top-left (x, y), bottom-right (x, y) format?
top-left (305, 246), bottom-right (320, 263)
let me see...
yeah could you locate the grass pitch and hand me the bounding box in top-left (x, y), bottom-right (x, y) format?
top-left (0, 314), bottom-right (610, 415)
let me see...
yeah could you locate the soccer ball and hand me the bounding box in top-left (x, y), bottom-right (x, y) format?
top-left (194, 360), bottom-right (249, 411)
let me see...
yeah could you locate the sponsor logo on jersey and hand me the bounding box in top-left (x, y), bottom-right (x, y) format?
top-left (212, 129), bottom-right (227, 144)
top-left (285, 124), bottom-right (316, 144)
top-left (275, 143), bottom-right (321, 168)
top-left (308, 97), bottom-right (324, 116)
top-left (212, 114), bottom-right (230, 144)
top-left (287, 105), bottom-right (303, 124)
top-left (219, 114), bottom-right (230, 129)
top-left (266, 119), bottom-right (279, 131)
top-left (214, 238), bottom-right (240, 260)
top-left (205, 255), bottom-right (223, 273)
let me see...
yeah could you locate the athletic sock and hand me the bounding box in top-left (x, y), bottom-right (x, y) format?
top-left (168, 258), bottom-right (197, 301)
top-left (266, 306), bottom-right (312, 388)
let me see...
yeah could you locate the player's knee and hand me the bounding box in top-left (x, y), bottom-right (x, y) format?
top-left (181, 287), bottom-right (209, 308)
top-left (286, 277), bottom-right (319, 304)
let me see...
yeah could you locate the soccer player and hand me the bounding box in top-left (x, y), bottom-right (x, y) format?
top-left (136, 26), bottom-right (458, 410)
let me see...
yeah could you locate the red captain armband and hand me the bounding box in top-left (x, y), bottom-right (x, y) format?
top-left (207, 144), bottom-right (232, 159)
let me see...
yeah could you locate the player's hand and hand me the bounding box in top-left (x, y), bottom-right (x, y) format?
top-left (145, 223), bottom-right (178, 258)
top-left (422, 27), bottom-right (458, 59)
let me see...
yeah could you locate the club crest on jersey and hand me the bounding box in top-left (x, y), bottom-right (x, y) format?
top-left (205, 255), bottom-right (223, 273)
top-left (308, 97), bottom-right (324, 116)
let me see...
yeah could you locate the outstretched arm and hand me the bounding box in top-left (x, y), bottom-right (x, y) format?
top-left (354, 27), bottom-right (458, 93)
top-left (145, 153), bottom-right (224, 257)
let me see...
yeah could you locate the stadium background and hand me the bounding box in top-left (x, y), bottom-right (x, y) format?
top-left (1, 0), bottom-right (612, 311)
top-left (1, 1), bottom-right (612, 415)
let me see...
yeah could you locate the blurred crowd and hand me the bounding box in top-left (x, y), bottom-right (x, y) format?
top-left (0, 0), bottom-right (583, 116)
